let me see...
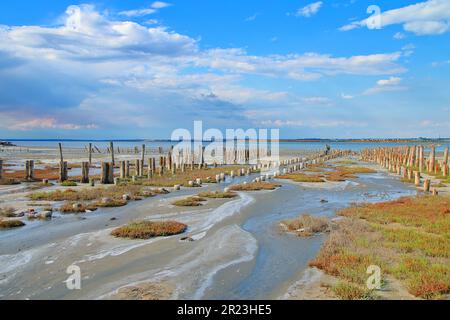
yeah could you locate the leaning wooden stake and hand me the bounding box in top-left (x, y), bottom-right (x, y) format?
top-left (58, 143), bottom-right (68, 182)
top-left (110, 141), bottom-right (115, 166)
top-left (58, 143), bottom-right (64, 163)
top-left (88, 143), bottom-right (92, 165)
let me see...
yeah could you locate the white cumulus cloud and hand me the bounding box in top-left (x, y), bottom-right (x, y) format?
top-left (296, 2), bottom-right (323, 18)
top-left (340, 0), bottom-right (450, 36)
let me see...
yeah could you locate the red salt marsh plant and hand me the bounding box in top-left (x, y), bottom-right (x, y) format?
top-left (309, 195), bottom-right (450, 299)
top-left (139, 165), bottom-right (247, 187)
top-left (29, 185), bottom-right (154, 202)
top-left (111, 221), bottom-right (187, 239)
top-left (3, 168), bottom-right (60, 181)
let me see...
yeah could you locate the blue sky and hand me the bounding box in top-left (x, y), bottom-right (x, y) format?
top-left (0, 0), bottom-right (449, 139)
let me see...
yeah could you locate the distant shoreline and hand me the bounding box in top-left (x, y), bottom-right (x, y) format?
top-left (2, 138), bottom-right (450, 143)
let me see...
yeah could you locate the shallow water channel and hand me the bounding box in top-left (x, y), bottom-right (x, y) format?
top-left (0, 162), bottom-right (416, 300)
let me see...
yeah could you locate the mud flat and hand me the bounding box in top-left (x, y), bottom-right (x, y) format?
top-left (0, 155), bottom-right (419, 300)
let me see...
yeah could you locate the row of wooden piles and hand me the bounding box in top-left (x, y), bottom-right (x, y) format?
top-left (0, 143), bottom-right (279, 185)
top-left (280, 149), bottom-right (354, 174)
top-left (360, 145), bottom-right (449, 194)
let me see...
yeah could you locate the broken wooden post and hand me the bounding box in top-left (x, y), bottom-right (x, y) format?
top-left (58, 142), bottom-right (68, 182)
top-left (125, 160), bottom-right (130, 178)
top-left (25, 160), bottom-right (34, 181)
top-left (168, 150), bottom-right (173, 171)
top-left (101, 162), bottom-right (114, 184)
top-left (418, 146), bottom-right (424, 172)
top-left (0, 159), bottom-right (2, 180)
top-left (58, 143), bottom-right (64, 163)
top-left (147, 159), bottom-right (153, 179)
top-left (201, 146), bottom-right (205, 166)
top-left (101, 162), bottom-right (107, 184)
top-left (120, 161), bottom-right (126, 179)
top-left (414, 171), bottom-right (420, 186)
top-left (81, 162), bottom-right (90, 183)
top-left (59, 161), bottom-right (68, 182)
top-left (135, 159), bottom-right (141, 177)
top-left (444, 146), bottom-right (449, 166)
top-left (88, 143), bottom-right (92, 165)
top-left (429, 146), bottom-right (435, 173)
top-left (443, 164), bottom-right (448, 177)
top-left (110, 141), bottom-right (115, 166)
top-left (423, 179), bottom-right (430, 192)
top-left (141, 144), bottom-right (146, 163)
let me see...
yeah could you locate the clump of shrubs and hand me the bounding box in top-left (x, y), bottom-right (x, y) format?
top-left (111, 221), bottom-right (187, 239)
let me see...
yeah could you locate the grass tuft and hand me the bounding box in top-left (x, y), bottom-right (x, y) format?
top-left (60, 181), bottom-right (78, 187)
top-left (0, 207), bottom-right (16, 218)
top-left (111, 220), bottom-right (187, 239)
top-left (332, 281), bottom-right (374, 300)
top-left (278, 173), bottom-right (325, 183)
top-left (172, 197), bottom-right (206, 207)
top-left (280, 214), bottom-right (330, 237)
top-left (229, 182), bottom-right (281, 191)
top-left (0, 219), bottom-right (25, 229)
top-left (197, 191), bottom-right (238, 199)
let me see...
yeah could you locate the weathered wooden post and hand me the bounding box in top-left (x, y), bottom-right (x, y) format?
top-left (418, 146), bottom-right (424, 172)
top-left (25, 160), bottom-right (34, 181)
top-left (444, 146), bottom-right (449, 166)
top-left (168, 151), bottom-right (173, 171)
top-left (108, 162), bottom-right (114, 183)
top-left (110, 141), bottom-right (115, 166)
top-left (81, 162), bottom-right (90, 183)
top-left (120, 161), bottom-right (126, 179)
top-left (101, 162), bottom-right (114, 184)
top-left (429, 146), bottom-right (435, 173)
top-left (125, 160), bottom-right (130, 178)
top-left (141, 144), bottom-right (146, 163)
top-left (147, 159), bottom-right (153, 179)
top-left (414, 171), bottom-right (420, 186)
top-left (423, 179), bottom-right (430, 192)
top-left (135, 159), bottom-right (141, 177)
top-left (201, 146), bottom-right (205, 166)
top-left (59, 143), bottom-right (64, 163)
top-left (58, 143), bottom-right (68, 182)
top-left (59, 161), bottom-right (68, 182)
top-left (0, 159), bottom-right (2, 180)
top-left (101, 162), bottom-right (108, 184)
top-left (88, 143), bottom-right (92, 165)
